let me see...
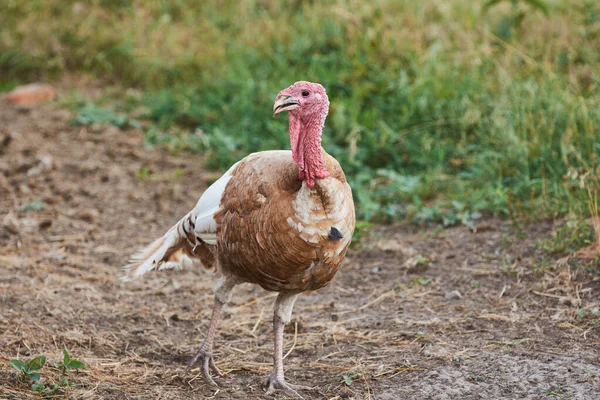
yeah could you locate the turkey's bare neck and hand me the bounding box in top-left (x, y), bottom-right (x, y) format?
top-left (289, 114), bottom-right (329, 188)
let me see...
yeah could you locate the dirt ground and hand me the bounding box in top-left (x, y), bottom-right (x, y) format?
top-left (0, 90), bottom-right (599, 400)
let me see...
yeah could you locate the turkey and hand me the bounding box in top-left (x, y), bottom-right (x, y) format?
top-left (122, 81), bottom-right (355, 398)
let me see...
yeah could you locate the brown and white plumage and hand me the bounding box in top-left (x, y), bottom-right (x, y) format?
top-left (122, 81), bottom-right (355, 398)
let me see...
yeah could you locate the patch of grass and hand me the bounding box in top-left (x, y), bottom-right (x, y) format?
top-left (73, 103), bottom-right (140, 129)
top-left (537, 385), bottom-right (565, 399)
top-left (531, 256), bottom-right (553, 274)
top-left (575, 308), bottom-right (600, 327)
top-left (408, 276), bottom-right (433, 287)
top-left (10, 349), bottom-right (85, 396)
top-left (3, 0), bottom-right (600, 225)
top-left (538, 218), bottom-right (596, 255)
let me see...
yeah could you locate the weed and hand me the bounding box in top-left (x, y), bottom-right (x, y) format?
top-left (499, 235), bottom-right (511, 247)
top-left (57, 349), bottom-right (85, 372)
top-left (136, 166), bottom-right (153, 180)
top-left (466, 375), bottom-right (487, 383)
top-left (408, 276), bottom-right (433, 287)
top-left (537, 385), bottom-right (564, 398)
top-left (9, 349), bottom-right (85, 396)
top-left (575, 308), bottom-right (600, 328)
top-left (501, 256), bottom-right (519, 275)
top-left (20, 200), bottom-right (44, 212)
top-left (74, 103), bottom-right (139, 129)
top-left (539, 218), bottom-right (595, 255)
top-left (31, 377), bottom-right (75, 396)
top-left (531, 257), bottom-right (553, 274)
top-left (10, 356), bottom-right (46, 383)
top-left (342, 370), bottom-right (359, 386)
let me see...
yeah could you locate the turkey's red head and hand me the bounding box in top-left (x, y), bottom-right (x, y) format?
top-left (273, 81), bottom-right (330, 188)
top-left (273, 81), bottom-right (329, 121)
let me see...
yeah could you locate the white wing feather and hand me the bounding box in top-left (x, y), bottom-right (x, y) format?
top-left (191, 161), bottom-right (240, 245)
top-left (121, 161), bottom-right (239, 281)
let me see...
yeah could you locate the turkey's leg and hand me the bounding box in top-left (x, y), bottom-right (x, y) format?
top-left (265, 293), bottom-right (312, 399)
top-left (183, 275), bottom-right (237, 386)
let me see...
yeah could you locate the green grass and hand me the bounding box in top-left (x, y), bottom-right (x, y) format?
top-left (2, 0), bottom-right (600, 225)
top-left (538, 217), bottom-right (596, 255)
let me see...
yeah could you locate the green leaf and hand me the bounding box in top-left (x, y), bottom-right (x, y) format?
top-left (66, 359), bottom-right (85, 370)
top-left (26, 356), bottom-right (46, 371)
top-left (10, 359), bottom-right (26, 372)
top-left (73, 103), bottom-right (131, 129)
top-left (63, 349), bottom-right (71, 364)
top-left (415, 276), bottom-right (433, 286)
top-left (343, 374), bottom-right (353, 386)
top-left (342, 370), bottom-right (358, 386)
top-left (21, 200), bottom-right (45, 212)
top-left (31, 382), bottom-right (46, 392)
top-left (29, 372), bottom-right (41, 382)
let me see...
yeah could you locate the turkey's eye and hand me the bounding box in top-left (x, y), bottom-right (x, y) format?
top-left (301, 90), bottom-right (310, 97)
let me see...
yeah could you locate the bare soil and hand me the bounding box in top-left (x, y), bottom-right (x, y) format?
top-left (1, 92), bottom-right (599, 399)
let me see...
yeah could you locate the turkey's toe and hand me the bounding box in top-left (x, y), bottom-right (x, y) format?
top-left (264, 373), bottom-right (313, 399)
top-left (182, 349), bottom-right (221, 386)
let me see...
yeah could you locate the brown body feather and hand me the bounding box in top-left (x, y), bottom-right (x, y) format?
top-left (215, 150), bottom-right (355, 293)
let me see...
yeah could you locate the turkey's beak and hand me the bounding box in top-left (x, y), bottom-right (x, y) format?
top-left (273, 95), bottom-right (299, 116)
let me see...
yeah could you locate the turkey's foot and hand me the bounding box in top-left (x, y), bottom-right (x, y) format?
top-left (183, 348), bottom-right (222, 386)
top-left (264, 372), bottom-right (313, 399)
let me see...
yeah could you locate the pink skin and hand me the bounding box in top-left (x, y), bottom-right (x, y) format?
top-left (274, 81), bottom-right (330, 188)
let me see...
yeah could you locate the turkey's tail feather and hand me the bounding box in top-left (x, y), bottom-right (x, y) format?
top-left (121, 213), bottom-right (215, 282)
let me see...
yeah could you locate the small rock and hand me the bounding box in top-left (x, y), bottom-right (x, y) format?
top-left (445, 290), bottom-right (462, 300)
top-left (6, 83), bottom-right (56, 105)
top-left (27, 155), bottom-right (54, 176)
top-left (3, 222), bottom-right (19, 235)
top-left (558, 296), bottom-right (579, 307)
top-left (39, 219), bottom-right (52, 229)
top-left (76, 209), bottom-right (100, 222)
top-left (0, 133), bottom-right (13, 153)
top-left (46, 251), bottom-right (66, 261)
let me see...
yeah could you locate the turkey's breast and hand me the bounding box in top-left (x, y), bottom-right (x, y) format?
top-left (214, 150), bottom-right (355, 293)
